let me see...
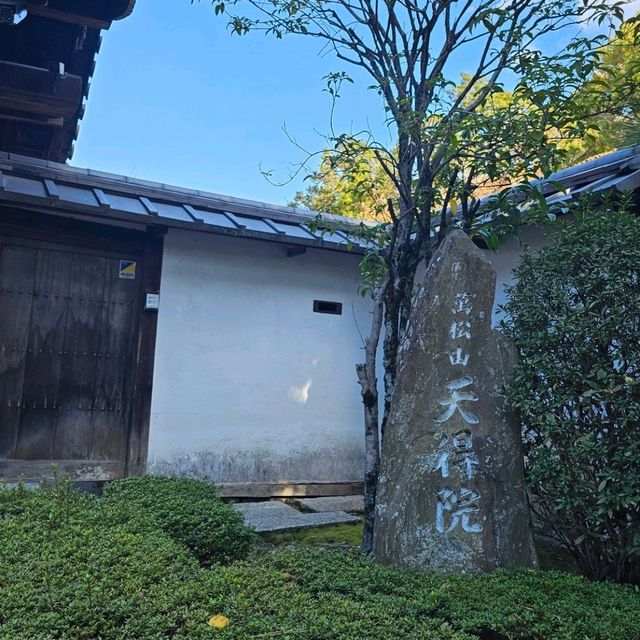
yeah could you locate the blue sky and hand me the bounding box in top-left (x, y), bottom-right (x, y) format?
top-left (74, 0), bottom-right (388, 204)
top-left (73, 0), bottom-right (639, 206)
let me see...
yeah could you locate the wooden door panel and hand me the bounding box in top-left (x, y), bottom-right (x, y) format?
top-left (50, 254), bottom-right (108, 460)
top-left (90, 256), bottom-right (140, 461)
top-left (0, 210), bottom-right (161, 482)
top-left (1, 241), bottom-right (143, 470)
top-left (0, 244), bottom-right (37, 457)
top-left (15, 249), bottom-right (73, 459)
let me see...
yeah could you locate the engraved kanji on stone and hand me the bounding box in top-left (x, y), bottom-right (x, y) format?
top-left (454, 453), bottom-right (479, 480)
top-left (454, 293), bottom-right (472, 315)
top-left (450, 320), bottom-right (472, 340)
top-left (435, 431), bottom-right (479, 480)
top-left (436, 488), bottom-right (483, 533)
top-left (452, 429), bottom-right (472, 451)
top-left (373, 230), bottom-right (538, 572)
top-left (448, 346), bottom-right (470, 366)
top-left (435, 450), bottom-right (451, 478)
top-left (434, 377), bottom-right (479, 424)
top-left (452, 430), bottom-right (479, 479)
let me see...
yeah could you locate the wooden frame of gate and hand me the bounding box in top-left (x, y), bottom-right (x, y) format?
top-left (0, 206), bottom-right (164, 482)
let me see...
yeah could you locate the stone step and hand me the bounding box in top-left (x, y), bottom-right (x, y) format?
top-left (234, 500), bottom-right (361, 533)
top-left (296, 495), bottom-right (364, 514)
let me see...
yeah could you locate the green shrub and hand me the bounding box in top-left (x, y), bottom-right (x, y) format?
top-left (192, 548), bottom-right (640, 640)
top-left (0, 479), bottom-right (98, 522)
top-left (1, 488), bottom-right (639, 640)
top-left (0, 483), bottom-right (218, 640)
top-left (501, 197), bottom-right (640, 583)
top-left (102, 475), bottom-right (256, 564)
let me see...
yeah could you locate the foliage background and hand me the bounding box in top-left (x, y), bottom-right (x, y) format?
top-left (502, 197), bottom-right (640, 584)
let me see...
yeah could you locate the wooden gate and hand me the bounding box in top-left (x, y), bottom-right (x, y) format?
top-left (0, 210), bottom-right (162, 482)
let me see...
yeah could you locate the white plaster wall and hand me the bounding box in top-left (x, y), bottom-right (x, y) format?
top-left (409, 226), bottom-right (551, 326)
top-left (147, 230), bottom-right (373, 484)
top-left (483, 226), bottom-right (551, 326)
top-left (147, 225), bottom-right (552, 485)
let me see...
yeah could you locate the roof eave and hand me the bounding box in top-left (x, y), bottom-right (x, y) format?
top-left (114, 1), bottom-right (136, 20)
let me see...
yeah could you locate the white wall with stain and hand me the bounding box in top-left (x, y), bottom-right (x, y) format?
top-left (147, 229), bottom-right (372, 484)
top-left (146, 224), bottom-right (551, 485)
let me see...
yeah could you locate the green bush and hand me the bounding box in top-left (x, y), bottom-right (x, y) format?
top-left (102, 475), bottom-right (256, 564)
top-left (258, 549), bottom-right (640, 639)
top-left (501, 197), bottom-right (640, 583)
top-left (0, 482), bottom-right (215, 640)
top-left (178, 548), bottom-right (640, 640)
top-left (0, 479), bottom-right (98, 522)
top-left (1, 487), bottom-right (638, 640)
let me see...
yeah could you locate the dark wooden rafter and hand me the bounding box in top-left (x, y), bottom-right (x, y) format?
top-left (0, 60), bottom-right (83, 120)
top-left (0, 0), bottom-right (136, 162)
top-left (25, 5), bottom-right (111, 30)
top-left (26, 0), bottom-right (135, 24)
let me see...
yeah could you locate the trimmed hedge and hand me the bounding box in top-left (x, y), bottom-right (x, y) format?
top-left (248, 549), bottom-right (640, 640)
top-left (0, 482), bottom-right (204, 640)
top-left (102, 475), bottom-right (256, 564)
top-left (0, 512), bottom-right (203, 640)
top-left (1, 485), bottom-right (639, 639)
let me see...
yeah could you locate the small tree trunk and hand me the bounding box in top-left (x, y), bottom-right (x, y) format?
top-left (357, 362), bottom-right (380, 554)
top-left (357, 278), bottom-right (388, 554)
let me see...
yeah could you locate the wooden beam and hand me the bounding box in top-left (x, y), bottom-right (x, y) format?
top-left (0, 61), bottom-right (82, 120)
top-left (27, 4), bottom-right (111, 29)
top-left (217, 482), bottom-right (364, 499)
top-left (0, 110), bottom-right (64, 127)
top-left (125, 229), bottom-right (165, 477)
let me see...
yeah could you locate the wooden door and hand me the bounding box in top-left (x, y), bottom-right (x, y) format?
top-left (0, 223), bottom-right (150, 481)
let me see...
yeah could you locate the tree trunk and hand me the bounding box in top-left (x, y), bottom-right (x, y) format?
top-left (357, 361), bottom-right (380, 554)
top-left (357, 277), bottom-right (388, 554)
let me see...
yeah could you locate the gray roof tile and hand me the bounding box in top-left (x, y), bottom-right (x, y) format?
top-left (0, 151), bottom-right (366, 254)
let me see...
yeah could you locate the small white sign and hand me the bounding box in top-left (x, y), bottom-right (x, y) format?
top-left (145, 293), bottom-right (160, 310)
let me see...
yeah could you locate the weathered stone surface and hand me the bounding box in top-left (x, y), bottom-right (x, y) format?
top-left (373, 230), bottom-right (537, 573)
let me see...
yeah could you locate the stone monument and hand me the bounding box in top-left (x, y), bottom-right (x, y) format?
top-left (373, 230), bottom-right (537, 573)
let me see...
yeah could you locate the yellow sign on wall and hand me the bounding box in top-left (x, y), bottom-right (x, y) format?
top-left (119, 260), bottom-right (137, 280)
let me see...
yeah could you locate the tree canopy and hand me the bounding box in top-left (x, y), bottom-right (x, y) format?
top-left (289, 13), bottom-right (640, 221)
top-left (204, 0), bottom-right (634, 552)
top-left (289, 144), bottom-right (395, 221)
top-left (568, 15), bottom-right (640, 161)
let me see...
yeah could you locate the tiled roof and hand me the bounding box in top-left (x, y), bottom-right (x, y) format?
top-left (543, 146), bottom-right (640, 193)
top-left (0, 146), bottom-right (637, 253)
top-left (491, 146), bottom-right (640, 209)
top-left (0, 151), bottom-right (370, 253)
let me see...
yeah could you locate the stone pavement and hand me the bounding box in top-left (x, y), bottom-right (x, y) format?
top-left (297, 495), bottom-right (364, 514)
top-left (234, 500), bottom-right (361, 533)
